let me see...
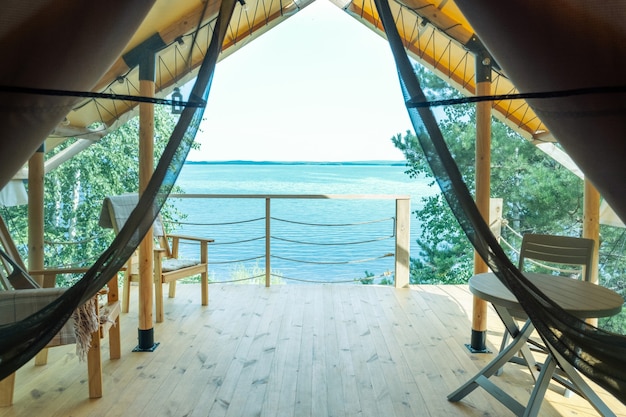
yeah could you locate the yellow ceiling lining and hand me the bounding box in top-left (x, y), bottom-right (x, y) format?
top-left (66, 0), bottom-right (304, 130)
top-left (343, 0), bottom-right (548, 142)
top-left (50, 0), bottom-right (557, 163)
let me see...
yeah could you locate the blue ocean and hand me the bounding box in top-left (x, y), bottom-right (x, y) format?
top-left (170, 162), bottom-right (437, 284)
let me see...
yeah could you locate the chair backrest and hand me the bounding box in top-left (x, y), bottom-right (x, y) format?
top-left (518, 233), bottom-right (595, 281)
top-left (99, 193), bottom-right (171, 257)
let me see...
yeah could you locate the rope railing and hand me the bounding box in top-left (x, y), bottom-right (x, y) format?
top-left (207, 255), bottom-right (264, 265)
top-left (269, 215), bottom-right (395, 246)
top-left (271, 235), bottom-right (393, 246)
top-left (272, 216), bottom-right (394, 227)
top-left (166, 194), bottom-right (411, 286)
top-left (278, 269), bottom-right (393, 284)
top-left (179, 236), bottom-right (265, 246)
top-left (8, 194), bottom-right (409, 286)
top-left (271, 253), bottom-right (394, 265)
top-left (163, 216), bottom-right (265, 227)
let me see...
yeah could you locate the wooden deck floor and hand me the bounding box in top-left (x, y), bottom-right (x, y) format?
top-left (1, 283), bottom-right (624, 417)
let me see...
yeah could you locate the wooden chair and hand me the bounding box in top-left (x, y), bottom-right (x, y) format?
top-left (0, 216), bottom-right (121, 406)
top-left (99, 194), bottom-right (213, 322)
top-left (497, 233), bottom-right (595, 383)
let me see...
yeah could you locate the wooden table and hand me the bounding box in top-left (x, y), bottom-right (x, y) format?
top-left (448, 272), bottom-right (624, 417)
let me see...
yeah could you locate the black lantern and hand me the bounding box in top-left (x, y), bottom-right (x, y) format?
top-left (171, 87), bottom-right (183, 114)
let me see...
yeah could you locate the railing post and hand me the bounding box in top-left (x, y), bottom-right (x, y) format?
top-left (395, 198), bottom-right (410, 288)
top-left (265, 197), bottom-right (271, 287)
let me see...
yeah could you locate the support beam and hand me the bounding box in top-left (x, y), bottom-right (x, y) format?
top-left (583, 179), bottom-right (601, 326)
top-left (28, 145), bottom-right (50, 365)
top-left (469, 53), bottom-right (492, 353)
top-left (395, 197), bottom-right (410, 288)
top-left (582, 180), bottom-right (600, 284)
top-left (27, 146), bottom-right (45, 286)
top-left (134, 46), bottom-right (160, 351)
top-left (265, 198), bottom-right (271, 287)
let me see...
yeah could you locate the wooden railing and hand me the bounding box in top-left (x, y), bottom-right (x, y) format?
top-left (167, 194), bottom-right (411, 288)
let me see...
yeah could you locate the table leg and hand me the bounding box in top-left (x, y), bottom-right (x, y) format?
top-left (448, 319), bottom-right (535, 403)
top-left (524, 354), bottom-right (557, 417)
top-left (450, 321), bottom-right (558, 417)
top-left (548, 348), bottom-right (616, 417)
top-left (494, 305), bottom-right (539, 381)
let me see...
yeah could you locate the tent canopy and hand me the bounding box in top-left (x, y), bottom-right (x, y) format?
top-left (1, 0), bottom-right (624, 220)
top-left (4, 0), bottom-right (573, 176)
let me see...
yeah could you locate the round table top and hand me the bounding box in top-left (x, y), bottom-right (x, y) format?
top-left (469, 272), bottom-right (624, 319)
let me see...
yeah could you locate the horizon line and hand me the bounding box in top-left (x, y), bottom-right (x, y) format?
top-left (185, 159), bottom-right (407, 165)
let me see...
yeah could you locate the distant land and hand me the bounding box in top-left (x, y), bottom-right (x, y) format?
top-left (185, 160), bottom-right (407, 166)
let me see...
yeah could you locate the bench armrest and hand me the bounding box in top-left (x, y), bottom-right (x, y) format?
top-left (168, 234), bottom-right (214, 244)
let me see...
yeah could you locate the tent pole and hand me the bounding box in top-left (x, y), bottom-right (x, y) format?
top-left (582, 179), bottom-right (600, 285)
top-left (122, 34), bottom-right (167, 351)
top-left (468, 53), bottom-right (492, 353)
top-left (28, 144), bottom-right (51, 365)
top-left (135, 53), bottom-right (159, 352)
top-left (27, 145), bottom-right (45, 287)
top-left (583, 179), bottom-right (601, 326)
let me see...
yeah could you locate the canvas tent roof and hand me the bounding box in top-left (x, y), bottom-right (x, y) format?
top-left (1, 0), bottom-right (624, 220)
top-left (5, 0), bottom-right (574, 176)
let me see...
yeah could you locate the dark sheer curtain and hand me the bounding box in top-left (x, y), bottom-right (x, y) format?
top-left (374, 0), bottom-right (626, 404)
top-left (0, 0), bottom-right (237, 382)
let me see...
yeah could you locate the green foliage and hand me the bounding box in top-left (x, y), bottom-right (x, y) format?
top-left (359, 269), bottom-right (394, 285)
top-left (392, 64), bottom-right (584, 285)
top-left (2, 105), bottom-right (192, 286)
top-left (229, 262), bottom-right (284, 285)
top-left (597, 227), bottom-right (626, 333)
top-left (359, 270), bottom-right (375, 285)
top-left (392, 64), bottom-right (626, 333)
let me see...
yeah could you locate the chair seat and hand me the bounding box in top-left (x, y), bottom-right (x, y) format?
top-left (101, 193), bottom-right (212, 322)
top-left (161, 258), bottom-right (200, 272)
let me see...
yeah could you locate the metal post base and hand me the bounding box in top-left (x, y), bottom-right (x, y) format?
top-left (133, 328), bottom-right (159, 352)
top-left (465, 329), bottom-right (491, 353)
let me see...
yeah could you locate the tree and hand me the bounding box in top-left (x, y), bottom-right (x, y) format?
top-left (392, 64), bottom-right (583, 285)
top-left (393, 64), bottom-right (626, 333)
top-left (1, 105), bottom-right (190, 284)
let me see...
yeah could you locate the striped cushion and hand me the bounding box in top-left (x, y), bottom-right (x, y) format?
top-left (0, 288), bottom-right (76, 346)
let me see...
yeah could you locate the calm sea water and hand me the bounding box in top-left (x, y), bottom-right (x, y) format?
top-left (171, 163), bottom-right (437, 284)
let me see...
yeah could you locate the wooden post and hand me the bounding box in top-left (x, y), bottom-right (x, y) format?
top-left (265, 197), bottom-right (271, 287)
top-left (121, 35), bottom-right (166, 348)
top-left (200, 240), bottom-right (209, 304)
top-left (583, 179), bottom-right (601, 326)
top-left (0, 374), bottom-right (15, 406)
top-left (469, 53), bottom-right (492, 353)
top-left (27, 146), bottom-right (45, 287)
top-left (28, 145), bottom-right (50, 365)
top-left (394, 197), bottom-right (410, 288)
top-left (489, 198), bottom-right (503, 242)
top-left (134, 54), bottom-right (159, 351)
top-left (583, 179), bottom-right (600, 284)
top-left (87, 327), bottom-right (102, 398)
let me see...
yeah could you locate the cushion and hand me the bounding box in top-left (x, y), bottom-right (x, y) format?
top-left (161, 258), bottom-right (200, 272)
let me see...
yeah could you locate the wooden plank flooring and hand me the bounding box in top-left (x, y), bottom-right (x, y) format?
top-left (1, 283), bottom-right (625, 417)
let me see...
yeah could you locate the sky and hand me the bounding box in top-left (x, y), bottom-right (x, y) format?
top-left (186, 0), bottom-right (413, 162)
